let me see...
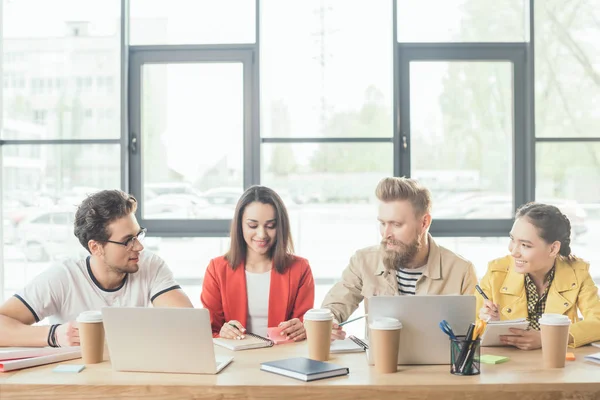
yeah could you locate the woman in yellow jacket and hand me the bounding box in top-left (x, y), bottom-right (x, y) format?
top-left (478, 202), bottom-right (600, 349)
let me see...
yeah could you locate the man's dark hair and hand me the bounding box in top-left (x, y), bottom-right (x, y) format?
top-left (74, 189), bottom-right (138, 252)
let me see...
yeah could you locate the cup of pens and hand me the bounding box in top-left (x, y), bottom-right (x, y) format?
top-left (450, 335), bottom-right (481, 376)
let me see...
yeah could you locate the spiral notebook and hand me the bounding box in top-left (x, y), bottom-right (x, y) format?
top-left (213, 332), bottom-right (274, 351)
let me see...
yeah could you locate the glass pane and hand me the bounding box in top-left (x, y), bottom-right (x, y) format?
top-left (141, 63), bottom-right (244, 220)
top-left (409, 62), bottom-right (514, 219)
top-left (536, 143), bottom-right (600, 280)
top-left (2, 0), bottom-right (121, 139)
top-left (262, 142), bottom-right (392, 289)
top-left (435, 237), bottom-right (508, 278)
top-left (130, 0), bottom-right (255, 45)
top-left (534, 0), bottom-right (600, 138)
top-left (260, 0), bottom-right (393, 138)
top-left (397, 0), bottom-right (528, 43)
top-left (2, 144), bottom-right (120, 297)
top-left (262, 143), bottom-right (393, 206)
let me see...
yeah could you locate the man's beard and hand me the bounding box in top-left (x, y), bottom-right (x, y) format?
top-left (381, 235), bottom-right (422, 271)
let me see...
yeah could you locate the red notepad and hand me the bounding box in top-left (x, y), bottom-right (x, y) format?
top-left (267, 327), bottom-right (294, 345)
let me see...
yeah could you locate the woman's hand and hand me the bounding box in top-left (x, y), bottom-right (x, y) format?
top-left (479, 299), bottom-right (500, 322)
top-left (500, 328), bottom-right (541, 350)
top-left (278, 318), bottom-right (306, 341)
top-left (219, 320), bottom-right (246, 339)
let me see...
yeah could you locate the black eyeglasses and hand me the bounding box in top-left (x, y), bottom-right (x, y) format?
top-left (105, 228), bottom-right (147, 250)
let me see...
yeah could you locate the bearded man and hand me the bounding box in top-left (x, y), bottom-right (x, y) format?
top-left (321, 177), bottom-right (477, 340)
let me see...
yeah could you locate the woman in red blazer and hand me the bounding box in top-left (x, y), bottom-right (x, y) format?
top-left (201, 185), bottom-right (315, 341)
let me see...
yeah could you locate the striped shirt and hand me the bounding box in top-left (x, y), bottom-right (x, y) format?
top-left (396, 265), bottom-right (426, 295)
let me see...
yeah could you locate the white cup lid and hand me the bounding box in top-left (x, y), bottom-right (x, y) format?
top-left (77, 310), bottom-right (103, 323)
top-left (304, 308), bottom-right (333, 321)
top-left (370, 317), bottom-right (402, 330)
top-left (539, 313), bottom-right (570, 326)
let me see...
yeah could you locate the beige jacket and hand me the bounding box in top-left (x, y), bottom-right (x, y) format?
top-left (321, 235), bottom-right (477, 323)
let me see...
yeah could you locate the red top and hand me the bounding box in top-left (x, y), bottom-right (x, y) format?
top-left (200, 255), bottom-right (315, 337)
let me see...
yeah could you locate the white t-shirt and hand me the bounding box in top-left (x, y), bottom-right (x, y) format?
top-left (15, 251), bottom-right (180, 324)
top-left (245, 270), bottom-right (271, 337)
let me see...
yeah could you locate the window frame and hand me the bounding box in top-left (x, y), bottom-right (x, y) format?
top-left (128, 45), bottom-right (257, 237)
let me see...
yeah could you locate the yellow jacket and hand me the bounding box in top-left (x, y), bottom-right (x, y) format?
top-left (476, 255), bottom-right (600, 348)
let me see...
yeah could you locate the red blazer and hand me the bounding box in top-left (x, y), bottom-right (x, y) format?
top-left (200, 255), bottom-right (315, 337)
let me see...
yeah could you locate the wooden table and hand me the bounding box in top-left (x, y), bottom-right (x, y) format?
top-left (1, 343), bottom-right (599, 400)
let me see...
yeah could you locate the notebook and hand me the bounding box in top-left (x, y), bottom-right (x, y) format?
top-left (481, 319), bottom-right (530, 347)
top-left (592, 342), bottom-right (600, 349)
top-left (330, 338), bottom-right (365, 354)
top-left (0, 346), bottom-right (80, 361)
top-left (213, 333), bottom-right (274, 351)
top-left (260, 357), bottom-right (349, 382)
top-left (584, 352), bottom-right (600, 365)
top-left (0, 350), bottom-right (81, 372)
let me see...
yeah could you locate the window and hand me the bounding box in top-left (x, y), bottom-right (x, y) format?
top-left (260, 0), bottom-right (394, 282)
top-left (397, 0), bottom-right (529, 43)
top-left (2, 0), bottom-right (121, 139)
top-left (534, 0), bottom-right (600, 281)
top-left (130, 0), bottom-right (256, 45)
top-left (1, 0), bottom-right (123, 302)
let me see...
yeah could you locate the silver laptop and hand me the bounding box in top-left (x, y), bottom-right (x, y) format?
top-left (102, 307), bottom-right (233, 374)
top-left (367, 295), bottom-right (475, 365)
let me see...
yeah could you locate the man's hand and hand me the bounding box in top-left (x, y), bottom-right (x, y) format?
top-left (278, 318), bottom-right (306, 341)
top-left (55, 321), bottom-right (80, 347)
top-left (500, 328), bottom-right (541, 350)
top-left (331, 320), bottom-right (346, 341)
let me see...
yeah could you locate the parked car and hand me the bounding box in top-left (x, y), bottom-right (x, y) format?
top-left (15, 207), bottom-right (161, 262)
top-left (15, 207), bottom-right (84, 262)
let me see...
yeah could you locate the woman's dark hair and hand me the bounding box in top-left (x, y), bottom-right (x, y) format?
top-left (225, 186), bottom-right (294, 273)
top-left (74, 189), bottom-right (138, 252)
top-left (515, 202), bottom-right (577, 263)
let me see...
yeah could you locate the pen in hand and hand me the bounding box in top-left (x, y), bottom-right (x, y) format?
top-left (228, 322), bottom-right (246, 339)
top-left (339, 315), bottom-right (366, 327)
top-left (475, 285), bottom-right (496, 322)
top-left (475, 285), bottom-right (489, 300)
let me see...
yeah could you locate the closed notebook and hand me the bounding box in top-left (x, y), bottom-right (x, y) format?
top-left (0, 350), bottom-right (81, 372)
top-left (260, 357), bottom-right (349, 382)
top-left (0, 346), bottom-right (80, 361)
top-left (213, 333), bottom-right (274, 351)
top-left (481, 319), bottom-right (530, 347)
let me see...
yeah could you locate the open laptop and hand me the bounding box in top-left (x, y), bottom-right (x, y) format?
top-left (367, 295), bottom-right (475, 365)
top-left (102, 307), bottom-right (233, 374)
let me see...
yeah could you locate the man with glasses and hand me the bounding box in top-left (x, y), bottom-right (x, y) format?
top-left (0, 189), bottom-right (193, 347)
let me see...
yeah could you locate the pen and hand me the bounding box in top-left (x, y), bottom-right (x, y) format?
top-left (476, 285), bottom-right (494, 322)
top-left (455, 323), bottom-right (475, 371)
top-left (228, 322), bottom-right (245, 338)
top-left (475, 285), bottom-right (489, 300)
top-left (339, 315), bottom-right (366, 326)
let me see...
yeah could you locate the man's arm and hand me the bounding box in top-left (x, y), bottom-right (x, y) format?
top-left (462, 262), bottom-right (478, 295)
top-left (152, 288), bottom-right (193, 308)
top-left (321, 252), bottom-right (365, 323)
top-left (0, 297), bottom-right (50, 347)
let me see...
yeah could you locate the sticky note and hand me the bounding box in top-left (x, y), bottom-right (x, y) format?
top-left (566, 352), bottom-right (576, 361)
top-left (480, 355), bottom-right (510, 364)
top-left (53, 364), bottom-right (85, 373)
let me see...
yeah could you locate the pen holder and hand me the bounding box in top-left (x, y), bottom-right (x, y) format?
top-left (450, 335), bottom-right (481, 376)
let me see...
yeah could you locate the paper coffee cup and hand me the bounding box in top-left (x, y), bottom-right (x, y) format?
top-left (304, 309), bottom-right (333, 361)
top-left (539, 313), bottom-right (570, 368)
top-left (77, 311), bottom-right (105, 364)
top-left (369, 317), bottom-right (402, 373)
